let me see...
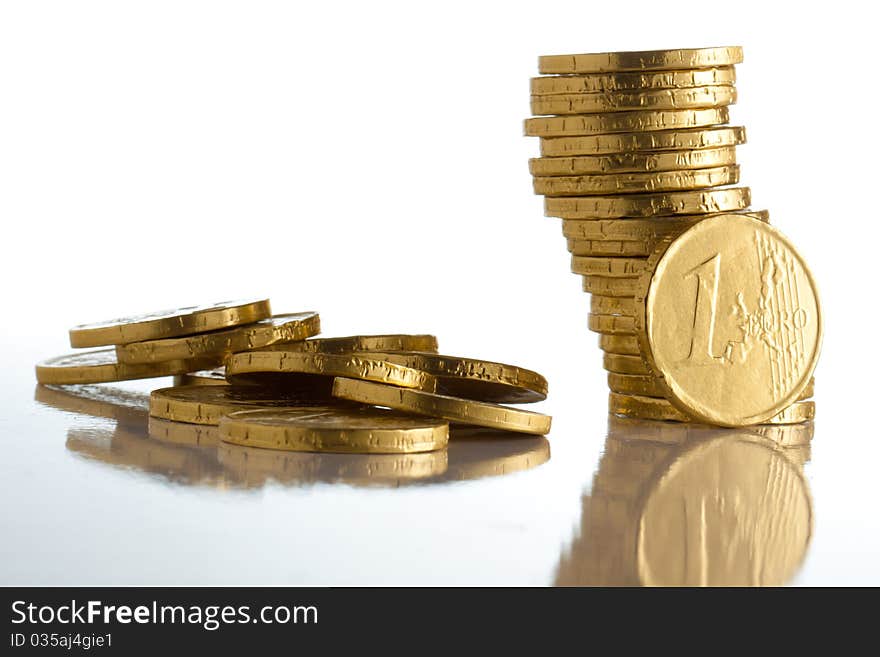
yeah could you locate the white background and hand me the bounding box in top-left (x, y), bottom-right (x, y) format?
top-left (1, 1), bottom-right (878, 585)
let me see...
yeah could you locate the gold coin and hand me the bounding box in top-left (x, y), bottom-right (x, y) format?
top-left (598, 333), bottom-right (640, 355)
top-left (603, 353), bottom-right (650, 375)
top-left (568, 238), bottom-right (653, 257)
top-left (225, 350), bottom-right (437, 391)
top-left (608, 373), bottom-right (816, 400)
top-left (148, 416), bottom-right (221, 447)
top-left (35, 349), bottom-right (220, 385)
top-left (540, 126), bottom-right (746, 157)
top-left (272, 333), bottom-right (438, 354)
top-left (530, 67), bottom-right (736, 95)
top-left (352, 351), bottom-right (548, 403)
top-left (531, 85), bottom-right (737, 116)
top-left (149, 384), bottom-right (359, 426)
top-left (582, 276), bottom-right (640, 296)
top-left (530, 146), bottom-right (737, 177)
top-left (538, 46), bottom-right (744, 74)
top-left (332, 378), bottom-right (552, 436)
top-left (589, 314), bottom-right (636, 335)
top-left (219, 407), bottom-right (449, 454)
top-left (636, 214), bottom-right (822, 426)
top-left (573, 256), bottom-right (647, 277)
top-left (68, 298), bottom-right (272, 348)
top-left (116, 312), bottom-right (320, 364)
top-left (546, 187), bottom-right (750, 218)
top-left (591, 295), bottom-right (637, 315)
top-left (173, 368), bottom-right (228, 387)
top-left (534, 165), bottom-right (739, 197)
top-left (524, 107), bottom-right (728, 138)
top-left (562, 210), bottom-right (769, 240)
top-left (609, 392), bottom-right (816, 424)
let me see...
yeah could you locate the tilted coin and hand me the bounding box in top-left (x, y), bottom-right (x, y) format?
top-left (582, 276), bottom-right (640, 296)
top-left (530, 67), bottom-right (736, 95)
top-left (35, 349), bottom-right (220, 385)
top-left (573, 256), bottom-right (647, 277)
top-left (567, 238), bottom-right (653, 257)
top-left (332, 378), bottom-right (552, 436)
top-left (546, 187), bottom-right (751, 219)
top-left (603, 353), bottom-right (650, 375)
top-left (271, 334), bottom-right (438, 354)
top-left (599, 333), bottom-right (641, 356)
top-left (591, 295), bottom-right (637, 315)
top-left (608, 372), bottom-right (816, 400)
top-left (149, 384), bottom-right (358, 426)
top-left (531, 85), bottom-right (737, 116)
top-left (173, 368), bottom-right (228, 387)
top-left (635, 214), bottom-right (822, 426)
top-left (562, 210), bottom-right (769, 241)
top-left (529, 146), bottom-right (737, 177)
top-left (524, 107), bottom-right (728, 138)
top-left (609, 392), bottom-right (815, 425)
top-left (540, 126), bottom-right (746, 157)
top-left (219, 407), bottom-right (449, 454)
top-left (225, 350), bottom-right (437, 392)
top-left (116, 312), bottom-right (321, 364)
top-left (538, 46), bottom-right (744, 74)
top-left (589, 314), bottom-right (636, 335)
top-left (68, 298), bottom-right (272, 348)
top-left (351, 351), bottom-right (548, 403)
top-left (534, 165), bottom-right (739, 197)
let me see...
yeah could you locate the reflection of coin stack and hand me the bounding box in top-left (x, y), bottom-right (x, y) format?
top-left (526, 47), bottom-right (820, 425)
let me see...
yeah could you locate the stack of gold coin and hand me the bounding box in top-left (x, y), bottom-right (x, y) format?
top-left (36, 301), bottom-right (552, 454)
top-left (526, 47), bottom-right (821, 425)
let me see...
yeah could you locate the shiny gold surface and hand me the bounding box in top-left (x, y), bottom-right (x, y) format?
top-left (546, 187), bottom-right (751, 218)
top-left (598, 333), bottom-right (641, 355)
top-left (332, 378), bottom-right (552, 436)
top-left (530, 67), bottom-right (736, 95)
top-left (352, 351), bottom-right (548, 403)
top-left (35, 349), bottom-right (219, 385)
top-left (525, 107), bottom-right (729, 137)
top-left (276, 334), bottom-right (438, 354)
top-left (603, 353), bottom-right (650, 375)
top-left (530, 146), bottom-right (737, 176)
top-left (608, 373), bottom-right (816, 400)
top-left (609, 391), bottom-right (815, 424)
top-left (590, 295), bottom-right (638, 316)
top-left (225, 350), bottom-right (437, 392)
top-left (572, 256), bottom-right (646, 277)
top-left (562, 210), bottom-right (769, 240)
top-left (637, 214), bottom-right (822, 426)
top-left (535, 164), bottom-right (739, 196)
top-left (173, 368), bottom-right (228, 387)
top-left (219, 407), bottom-right (450, 454)
top-left (581, 276), bottom-right (640, 296)
top-left (116, 312), bottom-right (320, 364)
top-left (538, 46), bottom-right (744, 74)
top-left (540, 126), bottom-right (746, 156)
top-left (68, 298), bottom-right (272, 348)
top-left (531, 85), bottom-right (736, 116)
top-left (568, 239), bottom-right (652, 257)
top-left (149, 384), bottom-right (356, 426)
top-left (588, 313), bottom-right (636, 335)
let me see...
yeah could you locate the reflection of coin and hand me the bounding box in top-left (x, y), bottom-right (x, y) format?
top-left (531, 67), bottom-right (736, 95)
top-left (540, 126), bottom-right (746, 157)
top-left (332, 378), bottom-right (552, 436)
top-left (546, 187), bottom-right (750, 219)
top-left (35, 349), bottom-right (219, 385)
top-left (219, 408), bottom-right (449, 454)
top-left (34, 383), bottom-right (149, 426)
top-left (116, 312), bottom-right (320, 364)
top-left (531, 85), bottom-right (736, 115)
top-left (445, 428), bottom-right (551, 480)
top-left (531, 146), bottom-right (737, 176)
top-left (538, 46), bottom-right (744, 74)
top-left (609, 392), bottom-right (815, 424)
top-left (636, 214), bottom-right (822, 426)
top-left (525, 107), bottom-right (728, 138)
top-left (69, 298), bottom-right (271, 348)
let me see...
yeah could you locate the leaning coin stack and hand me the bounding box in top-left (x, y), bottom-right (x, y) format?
top-left (526, 46), bottom-right (821, 426)
top-left (35, 299), bottom-right (551, 455)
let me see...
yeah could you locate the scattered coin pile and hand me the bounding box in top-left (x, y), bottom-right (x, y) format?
top-left (526, 46), bottom-right (822, 426)
top-left (35, 299), bottom-right (551, 454)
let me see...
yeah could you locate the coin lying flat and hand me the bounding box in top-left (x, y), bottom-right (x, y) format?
top-left (149, 384), bottom-right (358, 425)
top-left (68, 298), bottom-right (272, 348)
top-left (636, 214), bottom-right (822, 426)
top-left (561, 210), bottom-right (770, 241)
top-left (525, 107), bottom-right (728, 138)
top-left (568, 238), bottom-right (653, 257)
top-left (534, 165), bottom-right (739, 197)
top-left (573, 256), bottom-right (647, 277)
top-left (531, 85), bottom-right (737, 116)
top-left (530, 67), bottom-right (736, 95)
top-left (225, 350), bottom-right (437, 392)
top-left (609, 392), bottom-right (815, 425)
top-left (35, 349), bottom-right (220, 385)
top-left (530, 146), bottom-right (737, 177)
top-left (148, 416), bottom-right (221, 447)
top-left (591, 295), bottom-right (637, 315)
top-left (599, 334), bottom-right (641, 356)
top-left (352, 351), bottom-right (548, 403)
top-left (582, 276), bottom-right (640, 296)
top-left (540, 126), bottom-right (746, 157)
top-left (589, 314), bottom-right (636, 335)
top-left (219, 407), bottom-right (449, 454)
top-left (546, 187), bottom-right (751, 219)
top-left (603, 353), bottom-right (650, 375)
top-left (332, 378), bottom-right (552, 436)
top-left (608, 372), bottom-right (816, 400)
top-left (173, 368), bottom-right (228, 387)
top-left (116, 312), bottom-right (320, 364)
top-left (538, 46), bottom-right (744, 74)
top-left (271, 334), bottom-right (438, 354)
